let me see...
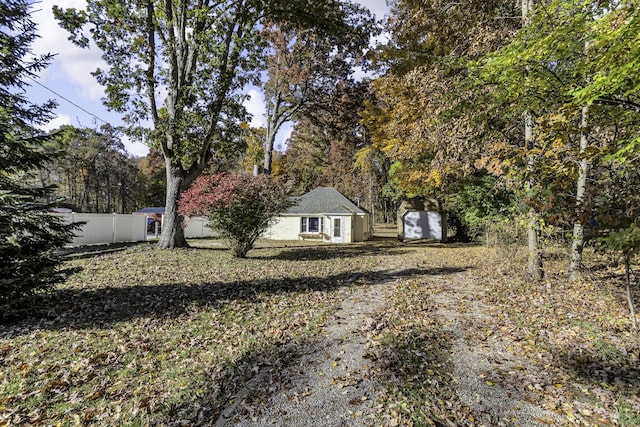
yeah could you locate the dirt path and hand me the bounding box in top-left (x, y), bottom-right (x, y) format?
top-left (216, 274), bottom-right (396, 426)
top-left (216, 265), bottom-right (561, 426)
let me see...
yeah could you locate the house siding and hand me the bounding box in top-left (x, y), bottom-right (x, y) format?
top-left (352, 214), bottom-right (370, 242)
top-left (264, 216), bottom-right (304, 240)
top-left (264, 213), bottom-right (373, 243)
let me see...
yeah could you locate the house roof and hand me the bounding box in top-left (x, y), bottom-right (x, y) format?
top-left (135, 207), bottom-right (165, 214)
top-left (286, 187), bottom-right (368, 215)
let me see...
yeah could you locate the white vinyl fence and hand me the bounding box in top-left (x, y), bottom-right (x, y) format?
top-left (183, 216), bottom-right (218, 238)
top-left (54, 213), bottom-right (148, 247)
top-left (53, 213), bottom-right (217, 246)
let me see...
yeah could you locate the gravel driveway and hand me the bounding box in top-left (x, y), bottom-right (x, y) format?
top-left (215, 265), bottom-right (561, 426)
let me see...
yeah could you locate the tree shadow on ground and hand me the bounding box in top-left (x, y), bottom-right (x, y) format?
top-left (256, 242), bottom-right (411, 261)
top-left (556, 347), bottom-right (640, 390)
top-left (1, 266), bottom-right (470, 335)
top-left (58, 241), bottom-right (152, 260)
top-left (551, 322), bottom-right (640, 399)
top-left (368, 308), bottom-right (547, 426)
top-left (552, 270), bottom-right (640, 394)
top-left (132, 324), bottom-right (331, 425)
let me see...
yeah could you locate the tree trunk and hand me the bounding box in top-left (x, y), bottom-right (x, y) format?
top-left (95, 176), bottom-right (100, 212)
top-left (158, 159), bottom-right (188, 249)
top-left (525, 111), bottom-right (544, 282)
top-left (262, 122), bottom-right (278, 175)
top-left (439, 199), bottom-right (448, 243)
top-left (522, 0), bottom-right (543, 282)
top-left (105, 172), bottom-right (111, 213)
top-left (527, 208), bottom-right (544, 281)
top-left (569, 105), bottom-right (589, 280)
top-left (625, 254), bottom-right (638, 332)
top-left (120, 178), bottom-right (127, 214)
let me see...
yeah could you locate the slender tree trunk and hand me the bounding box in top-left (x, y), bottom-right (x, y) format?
top-left (105, 173), bottom-right (111, 213)
top-left (158, 159), bottom-right (188, 249)
top-left (525, 111), bottom-right (543, 282)
top-left (263, 97), bottom-right (294, 176)
top-left (625, 254), bottom-right (638, 332)
top-left (120, 178), bottom-right (127, 214)
top-left (569, 105), bottom-right (590, 280)
top-left (94, 176), bottom-right (100, 212)
top-left (81, 170), bottom-right (91, 212)
top-left (439, 199), bottom-right (448, 243)
top-left (39, 168), bottom-right (52, 203)
top-left (527, 209), bottom-right (543, 281)
top-left (523, 0), bottom-right (543, 282)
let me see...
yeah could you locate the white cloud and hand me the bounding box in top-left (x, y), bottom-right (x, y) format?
top-left (275, 123), bottom-right (293, 152)
top-left (244, 88), bottom-right (266, 128)
top-left (122, 135), bottom-right (150, 158)
top-left (352, 65), bottom-right (371, 81)
top-left (243, 88), bottom-right (294, 152)
top-left (39, 114), bottom-right (72, 132)
top-left (31, 1), bottom-right (106, 101)
top-left (357, 0), bottom-right (391, 22)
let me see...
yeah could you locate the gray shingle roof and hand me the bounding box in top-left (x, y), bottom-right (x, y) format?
top-left (135, 207), bottom-right (165, 214)
top-left (285, 187), bottom-right (367, 215)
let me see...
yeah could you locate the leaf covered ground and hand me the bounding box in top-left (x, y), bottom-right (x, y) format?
top-left (1, 239), bottom-right (639, 426)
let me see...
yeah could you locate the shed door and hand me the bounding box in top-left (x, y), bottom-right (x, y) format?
top-left (330, 217), bottom-right (343, 243)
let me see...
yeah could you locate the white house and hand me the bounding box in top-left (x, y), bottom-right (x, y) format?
top-left (264, 187), bottom-right (371, 243)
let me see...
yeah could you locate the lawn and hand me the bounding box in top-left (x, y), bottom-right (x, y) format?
top-left (1, 239), bottom-right (639, 426)
top-left (0, 240), bottom-right (404, 426)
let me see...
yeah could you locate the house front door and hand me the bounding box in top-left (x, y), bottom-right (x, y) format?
top-left (330, 216), bottom-right (343, 243)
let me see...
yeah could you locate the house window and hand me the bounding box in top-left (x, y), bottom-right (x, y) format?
top-left (301, 216), bottom-right (322, 233)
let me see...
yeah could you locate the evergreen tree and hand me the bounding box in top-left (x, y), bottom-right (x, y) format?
top-left (0, 0), bottom-right (78, 318)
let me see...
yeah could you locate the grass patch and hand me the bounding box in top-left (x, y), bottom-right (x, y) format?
top-left (618, 400), bottom-right (640, 427)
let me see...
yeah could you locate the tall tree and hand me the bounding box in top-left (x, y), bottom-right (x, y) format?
top-left (260, 9), bottom-right (374, 175)
top-left (45, 124), bottom-right (138, 213)
top-left (260, 24), bottom-right (321, 176)
top-left (281, 80), bottom-right (373, 203)
top-left (0, 0), bottom-right (78, 316)
top-left (362, 0), bottom-right (520, 226)
top-left (479, 0), bottom-right (639, 277)
top-left (521, 0), bottom-right (544, 282)
top-left (568, 104), bottom-right (590, 280)
top-left (135, 148), bottom-right (167, 208)
top-left (240, 126), bottom-right (266, 175)
top-left (54, 0), bottom-right (368, 248)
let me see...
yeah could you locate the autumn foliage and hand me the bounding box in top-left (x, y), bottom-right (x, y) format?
top-left (179, 173), bottom-right (291, 257)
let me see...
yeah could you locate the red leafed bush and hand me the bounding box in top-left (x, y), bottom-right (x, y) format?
top-left (179, 173), bottom-right (292, 257)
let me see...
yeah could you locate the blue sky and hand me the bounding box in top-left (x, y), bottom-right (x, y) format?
top-left (27, 0), bottom-right (390, 157)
